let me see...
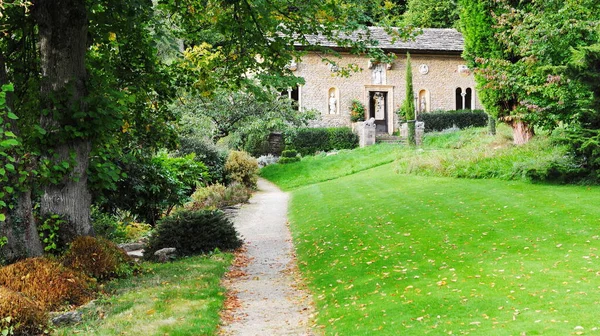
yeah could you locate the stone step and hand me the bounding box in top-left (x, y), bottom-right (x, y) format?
top-left (376, 135), bottom-right (406, 144)
top-left (377, 139), bottom-right (406, 144)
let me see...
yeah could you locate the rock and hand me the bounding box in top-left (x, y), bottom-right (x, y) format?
top-left (118, 242), bottom-right (145, 252)
top-left (127, 249), bottom-right (144, 259)
top-left (50, 311), bottom-right (82, 326)
top-left (154, 247), bottom-right (176, 262)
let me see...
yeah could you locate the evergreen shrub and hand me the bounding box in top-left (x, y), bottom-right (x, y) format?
top-left (279, 149), bottom-right (300, 164)
top-left (62, 236), bottom-right (134, 280)
top-left (224, 150), bottom-right (259, 189)
top-left (144, 209), bottom-right (243, 260)
top-left (0, 287), bottom-right (47, 336)
top-left (285, 127), bottom-right (358, 156)
top-left (417, 110), bottom-right (488, 132)
top-left (0, 258), bottom-right (95, 310)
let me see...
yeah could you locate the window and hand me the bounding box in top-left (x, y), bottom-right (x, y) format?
top-left (455, 88), bottom-right (463, 110)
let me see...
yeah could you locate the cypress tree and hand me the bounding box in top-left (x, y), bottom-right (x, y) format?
top-left (404, 53), bottom-right (416, 146)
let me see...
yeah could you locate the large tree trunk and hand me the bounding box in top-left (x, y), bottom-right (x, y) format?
top-left (33, 0), bottom-right (94, 246)
top-left (510, 119), bottom-right (534, 145)
top-left (0, 53), bottom-right (44, 262)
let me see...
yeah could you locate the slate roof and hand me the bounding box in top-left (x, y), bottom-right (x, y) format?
top-left (297, 27), bottom-right (464, 54)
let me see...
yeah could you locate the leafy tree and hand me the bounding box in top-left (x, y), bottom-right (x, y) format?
top-left (0, 0), bottom-right (399, 259)
top-left (459, 0), bottom-right (599, 147)
top-left (176, 90), bottom-right (316, 156)
top-left (403, 0), bottom-right (458, 28)
top-left (458, 0), bottom-right (530, 144)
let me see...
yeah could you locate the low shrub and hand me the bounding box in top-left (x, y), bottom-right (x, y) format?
top-left (417, 110), bottom-right (488, 132)
top-left (62, 236), bottom-right (134, 281)
top-left (279, 149), bottom-right (300, 164)
top-left (144, 209), bottom-right (243, 260)
top-left (284, 127), bottom-right (358, 156)
top-left (91, 206), bottom-right (127, 243)
top-left (175, 136), bottom-right (229, 184)
top-left (224, 150), bottom-right (259, 189)
top-left (0, 257), bottom-right (95, 310)
top-left (187, 183), bottom-right (252, 210)
top-left (124, 222), bottom-right (152, 242)
top-left (0, 287), bottom-right (47, 336)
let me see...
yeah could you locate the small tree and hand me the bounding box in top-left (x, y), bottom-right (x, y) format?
top-left (404, 53), bottom-right (416, 146)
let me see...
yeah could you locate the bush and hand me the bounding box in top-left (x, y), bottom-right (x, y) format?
top-left (0, 287), bottom-right (47, 336)
top-left (91, 206), bottom-right (128, 243)
top-left (349, 99), bottom-right (366, 122)
top-left (124, 222), bottom-right (152, 242)
top-left (62, 236), bottom-right (134, 281)
top-left (284, 127), bottom-right (358, 156)
top-left (98, 154), bottom-right (209, 225)
top-left (224, 150), bottom-right (259, 189)
top-left (0, 258), bottom-right (95, 310)
top-left (187, 183), bottom-right (252, 210)
top-left (328, 128), bottom-right (359, 149)
top-left (279, 149), bottom-right (300, 164)
top-left (417, 110), bottom-right (488, 132)
top-left (175, 136), bottom-right (229, 184)
top-left (144, 209), bottom-right (243, 260)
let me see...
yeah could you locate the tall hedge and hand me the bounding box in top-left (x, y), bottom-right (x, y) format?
top-left (417, 110), bottom-right (488, 132)
top-left (284, 127), bottom-right (358, 156)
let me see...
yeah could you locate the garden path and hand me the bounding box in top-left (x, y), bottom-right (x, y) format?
top-left (219, 178), bottom-right (316, 336)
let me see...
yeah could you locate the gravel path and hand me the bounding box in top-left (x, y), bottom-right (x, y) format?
top-left (219, 179), bottom-right (316, 336)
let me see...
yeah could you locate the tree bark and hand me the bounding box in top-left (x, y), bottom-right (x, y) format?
top-left (510, 119), bottom-right (534, 145)
top-left (33, 0), bottom-right (94, 246)
top-left (0, 53), bottom-right (44, 262)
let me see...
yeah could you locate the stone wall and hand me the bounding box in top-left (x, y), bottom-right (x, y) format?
top-left (295, 52), bottom-right (482, 133)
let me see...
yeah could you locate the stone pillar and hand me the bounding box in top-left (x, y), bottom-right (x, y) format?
top-left (416, 121), bottom-right (425, 146)
top-left (356, 121), bottom-right (376, 147)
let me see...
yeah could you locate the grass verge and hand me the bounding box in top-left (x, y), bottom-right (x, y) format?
top-left (289, 164), bottom-right (600, 335)
top-left (53, 252), bottom-right (232, 336)
top-left (262, 125), bottom-right (574, 191)
top-left (260, 144), bottom-right (400, 191)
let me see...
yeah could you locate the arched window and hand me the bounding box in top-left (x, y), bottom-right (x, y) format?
top-left (465, 88), bottom-right (472, 110)
top-left (455, 88), bottom-right (463, 110)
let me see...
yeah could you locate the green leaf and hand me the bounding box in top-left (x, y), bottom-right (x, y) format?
top-left (0, 139), bottom-right (19, 147)
top-left (0, 214), bottom-right (5, 222)
top-left (1, 83), bottom-right (14, 92)
top-left (6, 112), bottom-right (18, 120)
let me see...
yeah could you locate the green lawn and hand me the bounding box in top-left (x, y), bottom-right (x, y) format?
top-left (53, 252), bottom-right (232, 336)
top-left (287, 164), bottom-right (600, 335)
top-left (260, 144), bottom-right (400, 191)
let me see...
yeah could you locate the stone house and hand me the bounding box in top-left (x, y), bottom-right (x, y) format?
top-left (285, 28), bottom-right (481, 135)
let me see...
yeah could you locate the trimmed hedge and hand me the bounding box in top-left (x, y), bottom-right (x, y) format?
top-left (417, 110), bottom-right (488, 132)
top-left (285, 127), bottom-right (358, 156)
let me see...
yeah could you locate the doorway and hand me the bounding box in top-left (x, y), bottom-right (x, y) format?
top-left (368, 91), bottom-right (388, 133)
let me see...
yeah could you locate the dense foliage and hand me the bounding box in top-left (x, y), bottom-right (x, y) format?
top-left (284, 127), bottom-right (359, 156)
top-left (224, 151), bottom-right (260, 189)
top-left (62, 236), bottom-right (134, 280)
top-left (459, 0), bottom-right (600, 149)
top-left (144, 209), bottom-right (243, 260)
top-left (403, 0), bottom-right (458, 28)
top-left (417, 110), bottom-right (488, 132)
top-left (95, 154), bottom-right (208, 225)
